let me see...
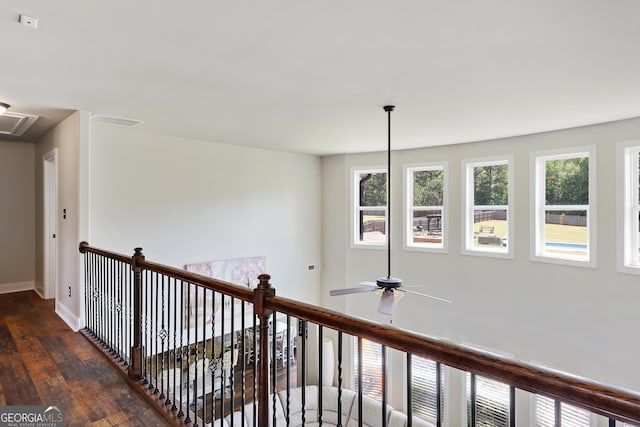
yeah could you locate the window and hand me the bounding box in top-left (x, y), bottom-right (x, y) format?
top-left (466, 373), bottom-right (511, 427)
top-left (405, 163), bottom-right (448, 252)
top-left (531, 147), bottom-right (596, 267)
top-left (410, 356), bottom-right (445, 425)
top-left (618, 142), bottom-right (640, 274)
top-left (353, 337), bottom-right (384, 399)
top-left (462, 157), bottom-right (513, 257)
top-left (352, 168), bottom-right (387, 247)
top-left (535, 395), bottom-right (592, 427)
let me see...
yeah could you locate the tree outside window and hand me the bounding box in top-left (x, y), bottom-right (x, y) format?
top-left (463, 157), bottom-right (513, 257)
top-left (353, 168), bottom-right (387, 246)
top-left (406, 164), bottom-right (447, 251)
top-left (532, 148), bottom-right (595, 266)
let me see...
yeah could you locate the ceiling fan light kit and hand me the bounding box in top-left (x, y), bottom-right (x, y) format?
top-left (329, 105), bottom-right (451, 315)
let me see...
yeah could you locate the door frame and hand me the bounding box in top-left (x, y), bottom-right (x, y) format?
top-left (43, 149), bottom-right (58, 300)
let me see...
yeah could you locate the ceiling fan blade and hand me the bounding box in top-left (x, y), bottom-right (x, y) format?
top-left (359, 281), bottom-right (378, 287)
top-left (402, 289), bottom-right (452, 304)
top-left (378, 290), bottom-right (395, 315)
top-left (330, 284), bottom-right (377, 296)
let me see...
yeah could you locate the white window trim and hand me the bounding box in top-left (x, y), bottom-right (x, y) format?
top-left (617, 140), bottom-right (640, 275)
top-left (402, 353), bottom-right (450, 426)
top-left (529, 146), bottom-right (597, 268)
top-left (461, 156), bottom-right (514, 259)
top-left (462, 343), bottom-right (514, 427)
top-left (351, 166), bottom-right (388, 249)
top-left (403, 161), bottom-right (449, 253)
top-left (528, 361), bottom-right (597, 427)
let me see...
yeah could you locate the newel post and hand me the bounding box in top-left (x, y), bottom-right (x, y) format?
top-left (128, 247), bottom-right (145, 380)
top-left (253, 274), bottom-right (275, 427)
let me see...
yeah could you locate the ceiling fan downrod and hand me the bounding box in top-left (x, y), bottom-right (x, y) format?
top-left (378, 105), bottom-right (403, 290)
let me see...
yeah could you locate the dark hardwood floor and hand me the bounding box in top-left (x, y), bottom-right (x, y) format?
top-left (0, 291), bottom-right (170, 426)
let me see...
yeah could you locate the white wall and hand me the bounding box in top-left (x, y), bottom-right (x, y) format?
top-left (89, 124), bottom-right (322, 303)
top-left (35, 111), bottom-right (89, 329)
top-left (0, 140), bottom-right (35, 292)
top-left (321, 117), bottom-right (640, 410)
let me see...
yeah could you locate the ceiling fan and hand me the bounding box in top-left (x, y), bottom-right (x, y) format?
top-left (329, 105), bottom-right (451, 315)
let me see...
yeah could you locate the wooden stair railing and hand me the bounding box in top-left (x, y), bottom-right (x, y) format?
top-left (79, 242), bottom-right (640, 426)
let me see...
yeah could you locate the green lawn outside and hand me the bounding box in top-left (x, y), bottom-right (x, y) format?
top-left (474, 220), bottom-right (587, 244)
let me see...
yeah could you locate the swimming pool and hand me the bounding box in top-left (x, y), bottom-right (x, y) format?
top-left (545, 242), bottom-right (587, 250)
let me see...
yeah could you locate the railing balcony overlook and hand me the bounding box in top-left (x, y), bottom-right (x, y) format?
top-left (79, 242), bottom-right (640, 426)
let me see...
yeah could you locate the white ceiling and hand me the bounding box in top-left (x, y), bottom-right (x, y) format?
top-left (2, 1), bottom-right (640, 155)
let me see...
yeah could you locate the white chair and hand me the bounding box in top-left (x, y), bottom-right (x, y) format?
top-left (213, 347), bottom-right (239, 399)
top-left (274, 319), bottom-right (297, 367)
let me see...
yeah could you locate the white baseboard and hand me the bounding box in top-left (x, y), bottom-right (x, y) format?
top-left (34, 286), bottom-right (46, 299)
top-left (0, 280), bottom-right (34, 294)
top-left (55, 301), bottom-right (81, 332)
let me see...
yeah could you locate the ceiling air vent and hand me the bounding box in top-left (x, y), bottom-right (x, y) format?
top-left (91, 114), bottom-right (142, 127)
top-left (0, 112), bottom-right (39, 136)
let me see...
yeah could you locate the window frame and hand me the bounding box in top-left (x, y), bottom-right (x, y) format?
top-left (351, 166), bottom-right (388, 249)
top-left (530, 146), bottom-right (597, 268)
top-left (617, 140), bottom-right (640, 275)
top-left (405, 354), bottom-right (448, 426)
top-left (532, 394), bottom-right (596, 427)
top-left (463, 343), bottom-right (514, 427)
top-left (404, 161), bottom-right (449, 253)
top-left (461, 156), bottom-right (514, 259)
top-left (352, 337), bottom-right (385, 399)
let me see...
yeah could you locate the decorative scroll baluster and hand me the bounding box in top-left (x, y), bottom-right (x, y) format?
top-left (177, 280), bottom-right (185, 418)
top-left (158, 275), bottom-right (167, 401)
top-left (153, 272), bottom-right (159, 395)
top-left (184, 282), bottom-right (192, 424)
top-left (240, 301), bottom-right (247, 425)
top-left (210, 292), bottom-right (222, 425)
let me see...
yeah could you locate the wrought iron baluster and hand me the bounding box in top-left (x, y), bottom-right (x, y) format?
top-left (318, 325), bottom-right (324, 426)
top-left (470, 373), bottom-right (477, 427)
top-left (301, 320), bottom-right (307, 426)
top-left (382, 344), bottom-right (387, 427)
top-left (159, 275), bottom-right (167, 402)
top-left (436, 361), bottom-right (442, 427)
top-left (357, 336), bottom-right (363, 427)
top-left (272, 311), bottom-right (277, 427)
top-left (184, 282), bottom-right (192, 424)
top-left (509, 385), bottom-right (515, 427)
top-left (407, 353), bottom-right (412, 427)
top-left (338, 331), bottom-right (343, 427)
top-left (210, 290), bottom-right (216, 424)
top-left (177, 280), bottom-right (185, 418)
top-left (285, 315), bottom-right (291, 427)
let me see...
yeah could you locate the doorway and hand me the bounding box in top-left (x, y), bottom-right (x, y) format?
top-left (43, 149), bottom-right (58, 299)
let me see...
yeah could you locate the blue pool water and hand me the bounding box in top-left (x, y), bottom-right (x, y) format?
top-left (545, 242), bottom-right (587, 250)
